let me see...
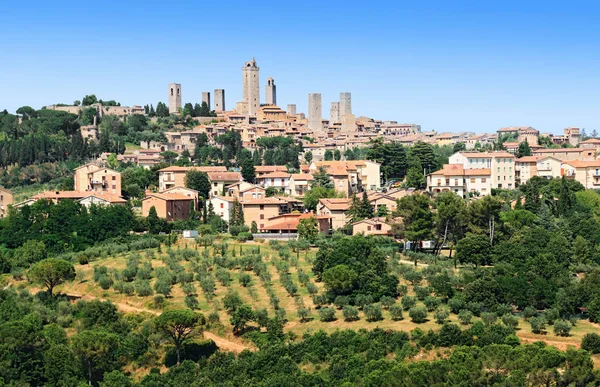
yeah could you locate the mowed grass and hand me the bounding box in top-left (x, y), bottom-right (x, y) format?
top-left (12, 239), bottom-right (597, 354)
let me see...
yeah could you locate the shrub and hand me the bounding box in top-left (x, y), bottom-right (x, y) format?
top-left (154, 278), bottom-right (172, 297)
top-left (215, 268), bottom-right (231, 286)
top-left (98, 275), bottom-right (113, 290)
top-left (334, 296), bottom-right (350, 309)
top-left (364, 303), bottom-right (383, 322)
top-left (553, 319), bottom-right (572, 337)
top-left (434, 308), bottom-right (450, 324)
top-left (481, 312), bottom-right (498, 327)
top-left (185, 295), bottom-right (199, 310)
top-left (466, 302), bottom-right (483, 317)
top-left (523, 306), bottom-right (537, 320)
top-left (581, 333), bottom-right (600, 354)
top-left (493, 304), bottom-right (513, 317)
top-left (501, 314), bottom-right (519, 329)
top-left (355, 294), bottom-right (374, 309)
top-left (458, 310), bottom-right (473, 325)
top-left (182, 282), bottom-right (197, 296)
top-left (238, 273), bottom-right (252, 287)
top-left (401, 296), bottom-right (417, 311)
top-left (153, 295), bottom-right (166, 309)
top-left (312, 294), bottom-right (327, 308)
top-left (448, 297), bottom-right (466, 314)
top-left (409, 306), bottom-right (428, 323)
top-left (389, 304), bottom-right (404, 321)
top-left (284, 282), bottom-right (298, 297)
top-left (342, 305), bottom-right (360, 321)
top-left (318, 307), bottom-right (336, 322)
top-left (380, 296), bottom-right (396, 310)
top-left (530, 316), bottom-right (546, 334)
top-left (414, 286), bottom-right (430, 301)
top-left (306, 282), bottom-right (318, 295)
top-left (424, 296), bottom-right (441, 312)
top-left (298, 307), bottom-right (311, 323)
top-left (135, 280), bottom-right (153, 296)
top-left (121, 282), bottom-right (135, 296)
top-left (397, 285), bottom-right (408, 297)
top-left (544, 308), bottom-right (560, 325)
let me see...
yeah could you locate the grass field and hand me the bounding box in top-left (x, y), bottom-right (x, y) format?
top-left (9, 238), bottom-right (597, 358)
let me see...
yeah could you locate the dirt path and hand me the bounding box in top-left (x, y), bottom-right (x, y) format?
top-left (398, 259), bottom-right (430, 267)
top-left (203, 332), bottom-right (252, 353)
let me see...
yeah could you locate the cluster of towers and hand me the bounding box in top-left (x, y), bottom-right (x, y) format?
top-left (308, 92), bottom-right (353, 133)
top-left (168, 83), bottom-right (226, 115)
top-left (167, 58), bottom-right (352, 130)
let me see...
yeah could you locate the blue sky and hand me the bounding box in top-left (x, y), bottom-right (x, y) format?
top-left (1, 0), bottom-right (599, 134)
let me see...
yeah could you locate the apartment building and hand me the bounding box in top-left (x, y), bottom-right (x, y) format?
top-left (141, 192), bottom-right (193, 221)
top-left (207, 172), bottom-right (243, 197)
top-left (449, 151), bottom-right (515, 190)
top-left (562, 160), bottom-right (600, 189)
top-left (241, 197), bottom-right (286, 231)
top-left (515, 156), bottom-right (562, 185)
top-left (157, 166), bottom-right (227, 191)
top-left (74, 163), bottom-right (122, 196)
top-left (317, 198), bottom-right (350, 230)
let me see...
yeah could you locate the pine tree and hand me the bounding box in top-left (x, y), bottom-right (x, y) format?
top-left (360, 191), bottom-right (374, 218)
top-left (347, 194), bottom-right (362, 224)
top-left (241, 158), bottom-right (256, 183)
top-left (149, 104), bottom-right (156, 117)
top-left (252, 150), bottom-right (261, 166)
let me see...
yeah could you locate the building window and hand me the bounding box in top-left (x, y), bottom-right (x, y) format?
top-left (367, 226), bottom-right (371, 231)
top-left (470, 178), bottom-right (475, 183)
top-left (482, 178), bottom-right (486, 183)
top-left (260, 224), bottom-right (264, 229)
top-left (112, 176), bottom-right (116, 180)
top-left (220, 203), bottom-right (224, 209)
top-left (498, 176), bottom-right (500, 181)
top-left (260, 214), bottom-right (264, 220)
top-left (260, 205), bottom-right (264, 210)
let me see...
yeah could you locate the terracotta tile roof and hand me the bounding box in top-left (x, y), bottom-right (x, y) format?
top-left (290, 173), bottom-right (314, 181)
top-left (318, 198), bottom-right (350, 211)
top-left (516, 156), bottom-right (542, 162)
top-left (563, 160), bottom-right (600, 168)
top-left (143, 192), bottom-right (194, 201)
top-left (158, 166), bottom-right (227, 172)
top-left (211, 195), bottom-right (237, 203)
top-left (255, 165), bottom-right (287, 173)
top-left (206, 172), bottom-right (243, 182)
top-left (464, 168), bottom-right (491, 176)
top-left (533, 148), bottom-right (586, 153)
top-left (256, 172), bottom-right (291, 179)
top-left (580, 139), bottom-right (600, 144)
top-left (429, 164), bottom-right (464, 176)
top-left (33, 191), bottom-right (89, 200)
top-left (262, 212), bottom-right (330, 231)
top-left (241, 197), bottom-right (286, 205)
top-left (79, 193), bottom-right (127, 203)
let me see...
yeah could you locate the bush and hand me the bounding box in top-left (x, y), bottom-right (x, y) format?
top-left (401, 296), bottom-right (417, 311)
top-left (481, 312), bottom-right (498, 327)
top-left (229, 225), bottom-right (249, 237)
top-left (389, 304), bottom-right (404, 321)
top-left (236, 232), bottom-right (253, 242)
top-left (448, 297), bottom-right (466, 314)
top-left (185, 295), bottom-right (199, 310)
top-left (553, 319), bottom-right (572, 337)
top-left (135, 280), bottom-right (153, 297)
top-left (380, 296), bottom-right (396, 310)
top-left (544, 308), bottom-right (560, 325)
top-left (334, 296), bottom-right (350, 309)
top-left (215, 268), bottom-right (231, 286)
top-left (98, 275), bottom-right (114, 290)
top-left (529, 316), bottom-right (546, 334)
top-left (153, 295), bottom-right (166, 309)
top-left (312, 294), bottom-right (327, 308)
top-left (409, 306), bottom-right (428, 323)
top-left (582, 333), bottom-right (600, 354)
top-left (501, 314), bottom-right (519, 329)
top-left (354, 294), bottom-right (374, 309)
top-left (364, 303), bottom-right (383, 322)
top-left (298, 307), bottom-right (311, 323)
top-left (318, 307), bottom-right (336, 322)
top-left (523, 306), bottom-right (537, 320)
top-left (458, 310), bottom-right (473, 325)
top-left (306, 282), bottom-right (318, 295)
top-left (434, 308), bottom-right (450, 324)
top-left (238, 273), bottom-right (252, 287)
top-left (414, 286), bottom-right (430, 301)
top-left (342, 305), bottom-right (360, 321)
top-left (121, 282), bottom-right (135, 296)
top-left (493, 304), bottom-right (513, 317)
top-left (424, 296), bottom-right (441, 312)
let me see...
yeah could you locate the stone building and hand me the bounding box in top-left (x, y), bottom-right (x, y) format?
top-left (265, 77), bottom-right (276, 105)
top-left (0, 187), bottom-right (13, 218)
top-left (168, 83), bottom-right (182, 114)
top-left (340, 92), bottom-right (352, 116)
top-left (202, 92), bottom-right (211, 110)
top-left (330, 102), bottom-right (340, 124)
top-left (214, 89), bottom-right (225, 112)
top-left (242, 58), bottom-right (260, 116)
top-left (308, 93), bottom-right (322, 132)
top-left (287, 104), bottom-right (296, 116)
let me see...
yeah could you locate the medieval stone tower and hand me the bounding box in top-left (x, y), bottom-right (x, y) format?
top-left (340, 92), bottom-right (352, 116)
top-left (242, 58), bottom-right (260, 116)
top-left (308, 93), bottom-right (322, 132)
top-left (287, 104), bottom-right (296, 116)
top-left (214, 89), bottom-right (225, 112)
top-left (265, 77), bottom-right (276, 105)
top-left (202, 92), bottom-right (211, 110)
top-left (168, 83), bottom-right (182, 114)
top-left (330, 102), bottom-right (341, 124)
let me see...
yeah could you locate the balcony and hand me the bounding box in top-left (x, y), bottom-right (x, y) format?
top-left (537, 165), bottom-right (552, 171)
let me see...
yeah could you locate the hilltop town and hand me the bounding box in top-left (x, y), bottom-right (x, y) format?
top-left (0, 58), bottom-right (597, 240)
